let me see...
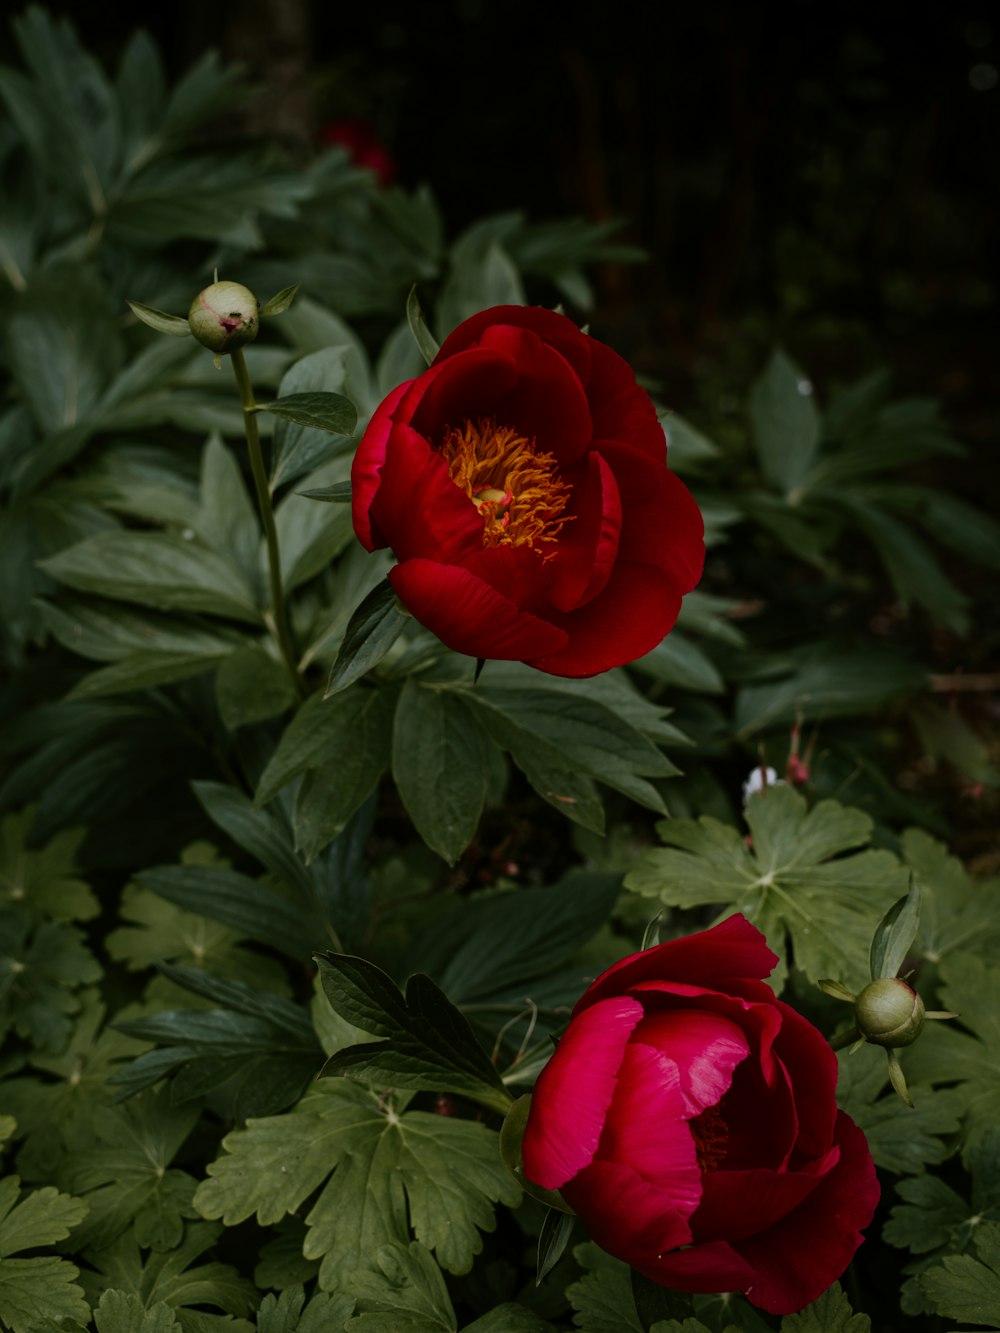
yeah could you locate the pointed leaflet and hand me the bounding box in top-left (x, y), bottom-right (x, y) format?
top-left (258, 392), bottom-right (357, 435)
top-left (326, 579), bottom-right (408, 695)
top-left (128, 302), bottom-right (192, 337)
top-left (749, 348), bottom-right (820, 498)
top-left (270, 347), bottom-right (353, 490)
top-left (406, 287), bottom-right (441, 366)
top-left (316, 953), bottom-right (510, 1112)
top-left (194, 1079), bottom-right (520, 1287)
top-left (870, 881), bottom-right (921, 981)
top-left (0, 1175), bottom-right (90, 1333)
top-left (625, 785), bottom-right (907, 991)
top-left (392, 681), bottom-right (490, 865)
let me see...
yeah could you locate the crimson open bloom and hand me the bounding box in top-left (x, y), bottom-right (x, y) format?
top-left (351, 306), bottom-right (704, 677)
top-left (521, 915), bottom-right (880, 1315)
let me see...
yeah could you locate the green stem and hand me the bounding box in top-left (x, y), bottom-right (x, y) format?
top-left (829, 1026), bottom-right (861, 1052)
top-left (230, 348), bottom-right (304, 696)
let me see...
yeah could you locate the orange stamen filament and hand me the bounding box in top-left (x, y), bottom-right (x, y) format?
top-left (439, 418), bottom-right (572, 551)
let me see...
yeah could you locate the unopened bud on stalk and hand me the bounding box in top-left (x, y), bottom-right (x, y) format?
top-left (854, 977), bottom-right (925, 1048)
top-left (188, 281), bottom-right (259, 354)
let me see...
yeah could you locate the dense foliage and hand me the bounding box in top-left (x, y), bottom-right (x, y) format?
top-left (1, 10), bottom-right (999, 1333)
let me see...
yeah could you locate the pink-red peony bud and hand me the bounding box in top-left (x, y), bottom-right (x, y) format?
top-left (188, 281), bottom-right (259, 354)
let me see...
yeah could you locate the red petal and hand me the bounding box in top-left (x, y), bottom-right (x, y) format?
top-left (527, 561), bottom-right (682, 677)
top-left (351, 381), bottom-right (411, 550)
top-left (369, 424), bottom-right (482, 563)
top-left (546, 452), bottom-right (622, 612)
top-left (630, 1008), bottom-right (749, 1117)
top-left (576, 916), bottom-right (780, 1013)
top-left (475, 324), bottom-right (593, 463)
top-left (596, 438), bottom-right (705, 588)
top-left (734, 1113), bottom-right (880, 1315)
top-left (521, 995), bottom-right (643, 1190)
top-left (406, 346), bottom-right (520, 440)
top-left (587, 342), bottom-right (666, 459)
top-left (389, 560), bottom-right (568, 663)
top-left (435, 306), bottom-right (594, 385)
top-left (596, 1043), bottom-right (701, 1198)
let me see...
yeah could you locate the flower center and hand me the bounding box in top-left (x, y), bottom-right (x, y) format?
top-left (690, 1103), bottom-right (728, 1172)
top-left (439, 418), bottom-right (572, 550)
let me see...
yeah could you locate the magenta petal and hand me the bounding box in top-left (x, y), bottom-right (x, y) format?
top-left (563, 1156), bottom-right (697, 1261)
top-left (734, 1113), bottom-right (880, 1315)
top-left (521, 995), bottom-right (643, 1191)
top-left (576, 915), bottom-right (780, 1013)
top-left (771, 999), bottom-right (840, 1157)
top-left (632, 1239), bottom-right (756, 1297)
top-left (389, 560), bottom-right (568, 663)
top-left (630, 1009), bottom-right (749, 1117)
top-left (691, 1152), bottom-right (839, 1243)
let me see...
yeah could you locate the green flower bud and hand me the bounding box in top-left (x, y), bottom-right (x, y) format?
top-left (854, 977), bottom-right (925, 1048)
top-left (188, 281), bottom-right (259, 354)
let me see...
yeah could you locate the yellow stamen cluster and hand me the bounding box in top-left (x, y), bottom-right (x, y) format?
top-left (439, 418), bottom-right (572, 550)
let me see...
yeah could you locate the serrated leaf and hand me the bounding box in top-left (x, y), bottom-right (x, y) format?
top-left (0, 1175), bottom-right (88, 1255)
top-left (905, 952), bottom-right (1000, 1151)
top-left (77, 1221), bottom-right (259, 1326)
top-left (780, 1282), bottom-right (871, 1333)
top-left (565, 1242), bottom-right (643, 1333)
top-left (902, 828), bottom-right (1000, 965)
top-left (255, 1285), bottom-right (354, 1333)
top-left (344, 1242), bottom-right (455, 1332)
top-left (0, 1251), bottom-right (91, 1333)
top-left (195, 1079), bottom-right (520, 1287)
top-left (316, 953), bottom-right (510, 1112)
top-left (749, 348), bottom-right (820, 497)
top-left (625, 785), bottom-right (907, 991)
top-left (0, 808), bottom-right (97, 921)
top-left (0, 912), bottom-right (102, 1052)
top-left (405, 287), bottom-right (440, 367)
top-left (326, 580), bottom-right (408, 695)
top-left (128, 302), bottom-right (192, 337)
top-left (835, 1042), bottom-right (963, 1174)
top-left (95, 1290), bottom-right (182, 1333)
top-left (59, 1087), bottom-right (199, 1252)
top-left (920, 1221), bottom-right (1000, 1329)
top-left (260, 392), bottom-right (357, 435)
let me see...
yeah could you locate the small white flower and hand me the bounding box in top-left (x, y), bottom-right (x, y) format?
top-left (742, 765), bottom-right (783, 807)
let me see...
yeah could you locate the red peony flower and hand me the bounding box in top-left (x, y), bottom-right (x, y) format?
top-left (521, 915), bottom-right (880, 1315)
top-left (351, 306), bottom-right (704, 677)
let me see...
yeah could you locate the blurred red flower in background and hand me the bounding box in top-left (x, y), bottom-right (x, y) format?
top-left (320, 118), bottom-right (395, 186)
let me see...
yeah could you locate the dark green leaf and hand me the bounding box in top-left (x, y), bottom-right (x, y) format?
top-left (780, 1283), bottom-right (872, 1333)
top-left (260, 391), bottom-right (357, 435)
top-left (215, 645), bottom-right (298, 730)
top-left (261, 285), bottom-right (301, 318)
top-left (392, 681), bottom-right (489, 863)
top-left (299, 481), bottom-right (352, 503)
top-left (327, 579), bottom-right (409, 695)
top-left (749, 348), bottom-right (820, 497)
top-left (536, 1209), bottom-right (574, 1286)
top-left (920, 1222), bottom-right (1000, 1329)
top-left (270, 348), bottom-right (353, 490)
top-left (316, 953), bottom-right (510, 1112)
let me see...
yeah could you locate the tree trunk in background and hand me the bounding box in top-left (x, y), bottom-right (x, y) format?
top-left (224, 0), bottom-right (314, 152)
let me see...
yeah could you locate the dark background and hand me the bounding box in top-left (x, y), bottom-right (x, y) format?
top-left (21, 0), bottom-right (999, 435)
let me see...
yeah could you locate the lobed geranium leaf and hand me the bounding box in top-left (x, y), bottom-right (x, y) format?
top-left (920, 1221), bottom-right (1000, 1330)
top-left (904, 952), bottom-right (1000, 1153)
top-left (58, 1086), bottom-right (200, 1252)
top-left (195, 1079), bottom-right (520, 1287)
top-left (0, 1174), bottom-right (90, 1333)
top-left (95, 1290), bottom-right (181, 1333)
top-left (316, 953), bottom-right (510, 1112)
top-left (0, 808), bottom-right (97, 921)
top-left (255, 1285), bottom-right (354, 1333)
top-left (343, 1241), bottom-right (455, 1332)
top-left (77, 1221), bottom-right (259, 1328)
top-left (835, 1043), bottom-right (963, 1175)
top-left (625, 785), bottom-right (907, 992)
top-left (0, 910), bottom-right (102, 1053)
top-left (779, 1282), bottom-right (871, 1333)
top-left (902, 828), bottom-right (1000, 965)
top-left (565, 1243), bottom-right (644, 1333)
